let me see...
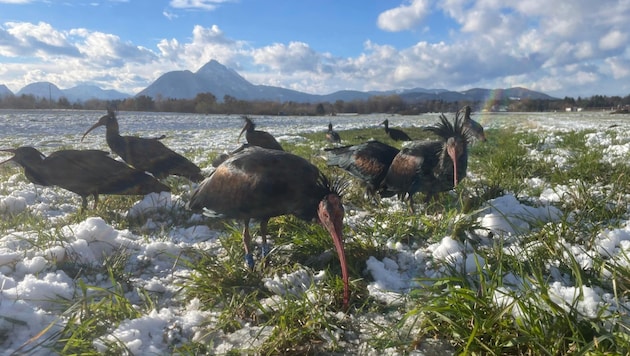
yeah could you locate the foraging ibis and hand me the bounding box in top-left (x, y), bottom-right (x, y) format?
top-left (325, 140), bottom-right (399, 199)
top-left (381, 111), bottom-right (469, 212)
top-left (326, 122), bottom-right (341, 143)
top-left (81, 110), bottom-right (204, 182)
top-left (0, 146), bottom-right (170, 209)
top-left (237, 116), bottom-right (284, 150)
top-left (461, 106), bottom-right (487, 142)
top-left (187, 146), bottom-right (349, 307)
top-left (381, 119), bottom-right (412, 141)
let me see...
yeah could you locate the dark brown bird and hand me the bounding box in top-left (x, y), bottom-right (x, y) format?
top-left (0, 146), bottom-right (170, 209)
top-left (81, 110), bottom-right (204, 182)
top-left (461, 106), bottom-right (487, 142)
top-left (326, 122), bottom-right (341, 143)
top-left (237, 116), bottom-right (284, 150)
top-left (325, 140), bottom-right (399, 199)
top-left (380, 112), bottom-right (469, 212)
top-left (187, 146), bottom-right (349, 307)
top-left (381, 119), bottom-right (412, 141)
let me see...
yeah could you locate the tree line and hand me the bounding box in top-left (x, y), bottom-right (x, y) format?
top-left (1, 92), bottom-right (629, 115)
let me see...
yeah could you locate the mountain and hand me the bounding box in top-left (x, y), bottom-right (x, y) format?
top-left (136, 60), bottom-right (314, 102)
top-left (17, 82), bottom-right (65, 101)
top-left (63, 84), bottom-right (131, 102)
top-left (460, 87), bottom-right (556, 101)
top-left (6, 60), bottom-right (557, 104)
top-left (0, 84), bottom-right (13, 98)
top-left (13, 82), bottom-right (130, 102)
top-left (138, 60), bottom-right (557, 103)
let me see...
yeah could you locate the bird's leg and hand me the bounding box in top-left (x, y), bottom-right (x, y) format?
top-left (243, 219), bottom-right (255, 269)
top-left (81, 196), bottom-right (89, 211)
top-left (260, 219), bottom-right (270, 258)
top-left (408, 193), bottom-right (416, 214)
top-left (92, 194), bottom-right (99, 210)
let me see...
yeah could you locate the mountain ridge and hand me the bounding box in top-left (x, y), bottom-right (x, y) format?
top-left (4, 59), bottom-right (558, 103)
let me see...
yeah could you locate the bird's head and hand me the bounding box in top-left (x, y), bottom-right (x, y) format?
top-left (237, 116), bottom-right (255, 143)
top-left (317, 193), bottom-right (344, 240)
top-left (317, 192), bottom-right (349, 308)
top-left (81, 110), bottom-right (118, 142)
top-left (0, 147), bottom-right (45, 167)
top-left (380, 119), bottom-right (389, 127)
top-left (426, 111), bottom-right (470, 187)
top-left (469, 122), bottom-right (488, 142)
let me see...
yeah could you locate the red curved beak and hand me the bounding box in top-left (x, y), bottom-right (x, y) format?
top-left (318, 194), bottom-right (349, 309)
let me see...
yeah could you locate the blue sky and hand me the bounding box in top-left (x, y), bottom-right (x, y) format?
top-left (1, 0), bottom-right (629, 98)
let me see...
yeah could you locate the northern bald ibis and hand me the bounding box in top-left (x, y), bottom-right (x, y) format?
top-left (81, 110), bottom-right (204, 182)
top-left (325, 140), bottom-right (399, 199)
top-left (0, 147), bottom-right (170, 209)
top-left (380, 111), bottom-right (469, 212)
top-left (381, 119), bottom-right (412, 141)
top-left (326, 122), bottom-right (341, 143)
top-left (237, 116), bottom-right (284, 150)
top-left (461, 106), bottom-right (487, 142)
top-left (187, 146), bottom-right (349, 307)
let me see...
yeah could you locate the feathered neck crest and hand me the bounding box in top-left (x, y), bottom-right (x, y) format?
top-left (318, 172), bottom-right (349, 198)
top-left (424, 111), bottom-right (470, 142)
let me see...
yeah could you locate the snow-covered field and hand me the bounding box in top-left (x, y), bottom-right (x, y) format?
top-left (1, 109), bottom-right (629, 354)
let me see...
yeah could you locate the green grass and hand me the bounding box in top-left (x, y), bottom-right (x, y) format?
top-left (2, 122), bottom-right (630, 354)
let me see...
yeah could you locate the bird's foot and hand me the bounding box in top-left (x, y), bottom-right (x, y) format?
top-left (244, 253), bottom-right (255, 269)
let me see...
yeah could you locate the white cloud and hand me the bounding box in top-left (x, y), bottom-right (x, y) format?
top-left (377, 0), bottom-right (431, 32)
top-left (606, 57), bottom-right (630, 79)
top-left (599, 29), bottom-right (627, 50)
top-left (163, 11), bottom-right (178, 20)
top-left (169, 0), bottom-right (230, 11)
top-left (252, 42), bottom-right (320, 72)
top-left (2, 1), bottom-right (630, 98)
top-left (0, 22), bottom-right (80, 57)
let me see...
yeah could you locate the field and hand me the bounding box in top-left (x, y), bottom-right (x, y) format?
top-left (1, 110), bottom-right (629, 355)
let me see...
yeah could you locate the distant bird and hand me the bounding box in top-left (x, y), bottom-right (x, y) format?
top-left (187, 146), bottom-right (349, 307)
top-left (325, 140), bottom-right (399, 199)
top-left (237, 116), bottom-right (284, 150)
top-left (326, 122), bottom-right (341, 143)
top-left (0, 147), bottom-right (170, 209)
top-left (461, 106), bottom-right (487, 142)
top-left (381, 111), bottom-right (469, 212)
top-left (81, 109), bottom-right (204, 182)
top-left (381, 119), bottom-right (412, 141)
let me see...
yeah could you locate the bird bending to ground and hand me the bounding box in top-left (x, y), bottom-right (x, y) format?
top-left (461, 106), bottom-right (487, 142)
top-left (381, 119), bottom-right (412, 141)
top-left (81, 109), bottom-right (204, 182)
top-left (326, 122), bottom-right (341, 143)
top-left (187, 146), bottom-right (349, 307)
top-left (324, 140), bottom-right (399, 200)
top-left (380, 111), bottom-right (469, 212)
top-left (0, 146), bottom-right (170, 209)
top-left (237, 116), bottom-right (284, 150)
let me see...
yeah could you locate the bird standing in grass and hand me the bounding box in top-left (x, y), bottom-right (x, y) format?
top-left (237, 116), bottom-right (284, 150)
top-left (0, 146), bottom-right (170, 210)
top-left (380, 111), bottom-right (469, 212)
top-left (187, 146), bottom-right (350, 307)
top-left (325, 140), bottom-right (399, 200)
top-left (461, 106), bottom-right (487, 142)
top-left (326, 122), bottom-right (341, 143)
top-left (82, 109), bottom-right (204, 182)
top-left (381, 119), bottom-right (412, 141)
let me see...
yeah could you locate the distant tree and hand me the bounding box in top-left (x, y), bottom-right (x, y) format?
top-left (316, 103), bottom-right (326, 115)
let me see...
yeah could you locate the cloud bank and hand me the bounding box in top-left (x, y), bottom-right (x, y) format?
top-left (0, 0), bottom-right (628, 98)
